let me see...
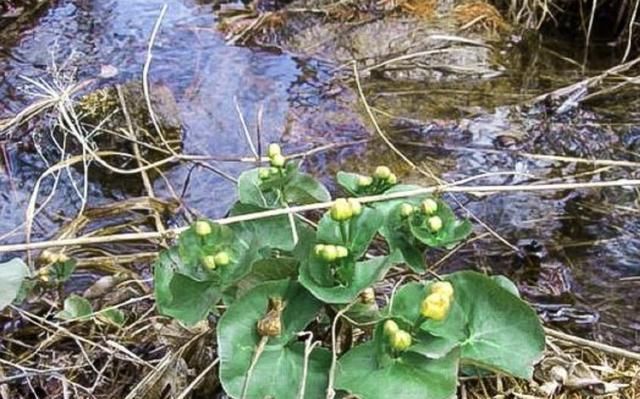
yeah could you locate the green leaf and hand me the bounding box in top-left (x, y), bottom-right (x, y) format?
top-left (336, 342), bottom-right (459, 399)
top-left (97, 308), bottom-right (126, 327)
top-left (284, 172), bottom-right (331, 205)
top-left (336, 172), bottom-right (399, 197)
top-left (237, 168), bottom-right (281, 209)
top-left (317, 207), bottom-right (383, 259)
top-left (300, 256), bottom-right (392, 304)
top-left (386, 273), bottom-right (545, 379)
top-left (57, 295), bottom-right (93, 321)
top-left (230, 202), bottom-right (314, 253)
top-left (223, 257), bottom-right (299, 303)
top-left (49, 259), bottom-right (77, 283)
top-left (336, 171), bottom-right (362, 196)
top-left (218, 280), bottom-right (327, 399)
top-left (154, 248), bottom-right (221, 325)
top-left (450, 271), bottom-right (544, 379)
top-left (491, 275), bottom-right (521, 297)
top-left (379, 201), bottom-right (426, 272)
top-left (0, 258), bottom-right (30, 311)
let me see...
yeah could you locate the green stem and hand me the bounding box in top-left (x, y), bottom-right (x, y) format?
top-left (339, 221), bottom-right (349, 245)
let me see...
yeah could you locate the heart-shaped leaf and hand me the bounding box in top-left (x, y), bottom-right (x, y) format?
top-left (284, 172), bottom-right (331, 205)
top-left (386, 272), bottom-right (544, 379)
top-left (154, 248), bottom-right (222, 325)
top-left (0, 258), bottom-right (30, 311)
top-left (449, 271), bottom-right (545, 379)
top-left (317, 207), bottom-right (383, 259)
top-left (336, 342), bottom-right (459, 399)
top-left (218, 280), bottom-right (327, 399)
top-left (299, 256), bottom-right (392, 304)
top-left (57, 295), bottom-right (93, 321)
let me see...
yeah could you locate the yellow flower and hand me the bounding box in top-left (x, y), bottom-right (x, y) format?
top-left (427, 216), bottom-right (443, 233)
top-left (420, 292), bottom-right (451, 321)
top-left (335, 245), bottom-right (349, 259)
top-left (203, 255), bottom-right (217, 270)
top-left (267, 143), bottom-right (281, 158)
top-left (314, 244), bottom-right (326, 256)
top-left (383, 319), bottom-right (399, 336)
top-left (374, 166), bottom-right (391, 180)
top-left (270, 154), bottom-right (286, 167)
top-left (390, 329), bottom-right (412, 351)
top-left (430, 281), bottom-right (454, 300)
top-left (400, 203), bottom-right (414, 218)
top-left (214, 251), bottom-right (231, 266)
top-left (358, 175), bottom-right (373, 187)
top-left (387, 173), bottom-right (397, 185)
top-left (421, 198), bottom-right (438, 215)
top-left (321, 245), bottom-right (338, 262)
top-left (330, 198), bottom-right (353, 221)
top-left (195, 220), bottom-right (212, 236)
top-left (347, 198), bottom-right (363, 216)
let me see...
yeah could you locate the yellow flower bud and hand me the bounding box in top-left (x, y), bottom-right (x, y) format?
top-left (420, 292), bottom-right (451, 321)
top-left (427, 216), bottom-right (443, 233)
top-left (269, 167), bottom-right (279, 175)
top-left (358, 175), bottom-right (373, 187)
top-left (321, 245), bottom-right (338, 262)
top-left (348, 198), bottom-right (362, 216)
top-left (390, 330), bottom-right (412, 351)
top-left (270, 154), bottom-right (286, 167)
top-left (374, 166), bottom-right (391, 180)
top-left (335, 245), bottom-right (349, 259)
top-left (267, 143), bottom-right (281, 158)
top-left (430, 281), bottom-right (454, 300)
top-left (314, 244), bottom-right (326, 256)
top-left (202, 255), bottom-right (217, 270)
top-left (421, 199), bottom-right (438, 215)
top-left (400, 203), bottom-right (414, 217)
top-left (258, 168), bottom-right (271, 180)
top-left (194, 220), bottom-right (212, 236)
top-left (214, 251), bottom-right (231, 266)
top-left (330, 198), bottom-right (353, 221)
top-left (383, 319), bottom-right (399, 336)
top-left (387, 173), bottom-right (397, 185)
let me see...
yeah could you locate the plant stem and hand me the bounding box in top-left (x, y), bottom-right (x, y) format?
top-left (241, 336), bottom-right (268, 399)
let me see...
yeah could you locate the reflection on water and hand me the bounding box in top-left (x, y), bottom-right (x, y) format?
top-left (0, 0), bottom-right (638, 348)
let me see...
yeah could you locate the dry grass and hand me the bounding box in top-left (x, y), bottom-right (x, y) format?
top-left (454, 1), bottom-right (510, 33)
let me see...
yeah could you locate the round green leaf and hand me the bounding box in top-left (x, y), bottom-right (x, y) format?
top-left (317, 207), bottom-right (383, 259)
top-left (218, 280), bottom-right (326, 399)
top-left (450, 271), bottom-right (545, 379)
top-left (336, 342), bottom-right (459, 399)
top-left (0, 258), bottom-right (30, 311)
top-left (284, 172), bottom-right (331, 205)
top-left (56, 295), bottom-right (93, 321)
top-left (299, 256), bottom-right (392, 304)
top-left (154, 248), bottom-right (221, 325)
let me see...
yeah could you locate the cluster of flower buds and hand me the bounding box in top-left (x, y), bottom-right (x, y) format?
top-left (383, 320), bottom-right (412, 352)
top-left (41, 250), bottom-right (69, 264)
top-left (330, 198), bottom-right (363, 222)
top-left (203, 251), bottom-right (231, 270)
top-left (398, 198), bottom-right (443, 233)
top-left (420, 281), bottom-right (454, 321)
top-left (258, 143), bottom-right (287, 180)
top-left (356, 166), bottom-right (398, 190)
top-left (314, 244), bottom-right (349, 262)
